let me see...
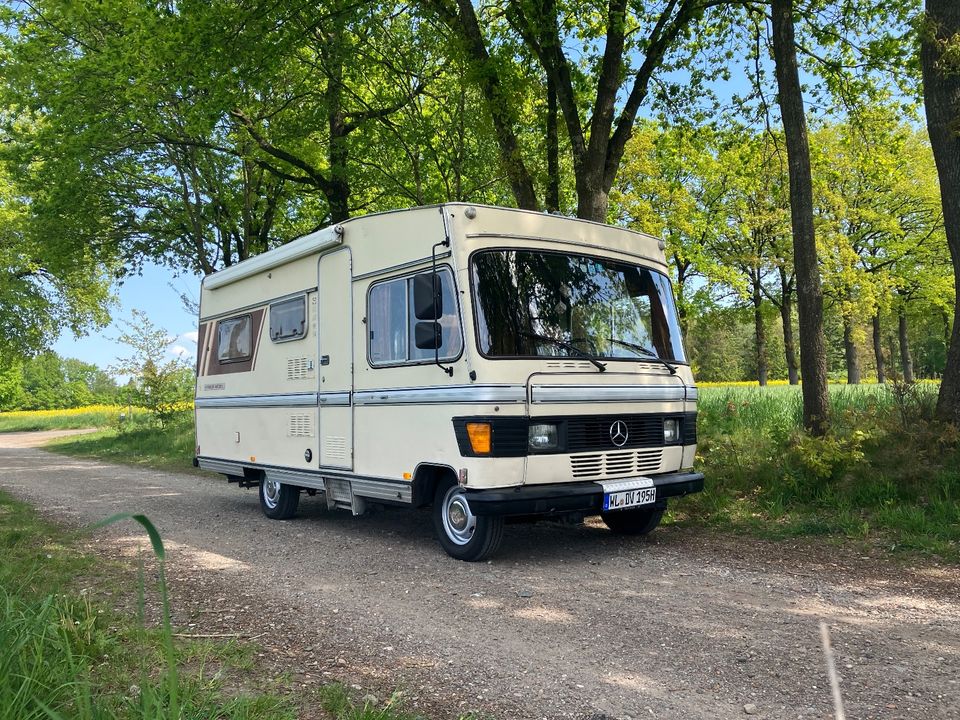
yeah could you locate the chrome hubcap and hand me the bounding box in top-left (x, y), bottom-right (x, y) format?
top-left (263, 478), bottom-right (282, 509)
top-left (442, 487), bottom-right (476, 546)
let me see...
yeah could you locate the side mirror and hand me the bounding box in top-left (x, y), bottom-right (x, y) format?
top-left (414, 321), bottom-right (442, 350)
top-left (413, 273), bottom-right (443, 320)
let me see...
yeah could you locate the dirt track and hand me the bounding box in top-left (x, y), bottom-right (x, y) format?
top-left (0, 436), bottom-right (957, 720)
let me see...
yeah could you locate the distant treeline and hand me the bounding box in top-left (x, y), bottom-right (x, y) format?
top-left (0, 353), bottom-right (119, 412)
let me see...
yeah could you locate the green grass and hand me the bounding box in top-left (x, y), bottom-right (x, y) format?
top-left (0, 491), bottom-right (298, 720)
top-left (43, 411), bottom-right (198, 474)
top-left (671, 383), bottom-right (960, 561)
top-left (0, 491), bottom-right (453, 720)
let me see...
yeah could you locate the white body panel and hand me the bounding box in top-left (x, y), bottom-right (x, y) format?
top-left (195, 204), bottom-right (698, 503)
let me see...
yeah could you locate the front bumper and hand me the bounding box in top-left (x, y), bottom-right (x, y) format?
top-left (463, 471), bottom-right (704, 517)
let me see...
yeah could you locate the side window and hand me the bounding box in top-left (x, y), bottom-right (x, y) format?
top-left (217, 315), bottom-right (252, 363)
top-left (368, 268), bottom-right (462, 366)
top-left (368, 279), bottom-right (408, 364)
top-left (270, 296), bottom-right (306, 342)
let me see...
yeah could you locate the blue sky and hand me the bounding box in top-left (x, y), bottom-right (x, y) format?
top-left (53, 262), bottom-right (202, 373)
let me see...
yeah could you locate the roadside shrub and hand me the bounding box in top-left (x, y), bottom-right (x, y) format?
top-left (692, 384), bottom-right (960, 557)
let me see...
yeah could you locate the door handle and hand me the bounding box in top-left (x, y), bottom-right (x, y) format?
top-left (320, 355), bottom-right (330, 366)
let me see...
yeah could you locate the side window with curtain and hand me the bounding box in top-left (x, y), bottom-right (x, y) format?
top-left (217, 315), bottom-right (252, 363)
top-left (368, 278), bottom-right (408, 364)
top-left (367, 268), bottom-right (462, 366)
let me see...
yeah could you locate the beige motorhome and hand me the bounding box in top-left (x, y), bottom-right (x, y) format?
top-left (194, 204), bottom-right (702, 560)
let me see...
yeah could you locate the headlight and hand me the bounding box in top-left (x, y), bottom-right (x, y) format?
top-left (528, 423), bottom-right (558, 451)
top-left (663, 418), bottom-right (679, 443)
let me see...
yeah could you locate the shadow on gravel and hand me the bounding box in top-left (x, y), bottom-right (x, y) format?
top-left (214, 487), bottom-right (679, 566)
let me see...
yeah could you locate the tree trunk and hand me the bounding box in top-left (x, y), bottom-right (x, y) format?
top-left (843, 317), bottom-right (860, 384)
top-left (923, 0), bottom-right (960, 420)
top-left (324, 24), bottom-right (351, 224)
top-left (781, 300), bottom-right (799, 385)
top-left (771, 0), bottom-right (830, 434)
top-left (545, 76), bottom-right (560, 213)
top-left (575, 172), bottom-right (609, 222)
top-left (899, 307), bottom-right (915, 383)
top-left (873, 315), bottom-right (886, 384)
top-left (327, 118), bottom-right (351, 223)
top-left (753, 275), bottom-right (768, 386)
top-left (674, 262), bottom-right (690, 336)
top-left (945, 309), bottom-right (952, 358)
top-left (780, 269), bottom-right (799, 385)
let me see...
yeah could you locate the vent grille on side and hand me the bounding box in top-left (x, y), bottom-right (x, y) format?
top-left (323, 436), bottom-right (348, 461)
top-left (570, 449), bottom-right (664, 479)
top-left (288, 414), bottom-right (314, 438)
top-left (287, 357), bottom-right (315, 380)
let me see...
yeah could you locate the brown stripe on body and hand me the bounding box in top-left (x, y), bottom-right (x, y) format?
top-left (196, 323), bottom-right (209, 376)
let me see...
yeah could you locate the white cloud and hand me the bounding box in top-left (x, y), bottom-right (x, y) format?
top-left (170, 345), bottom-right (194, 360)
top-left (183, 330), bottom-right (199, 343)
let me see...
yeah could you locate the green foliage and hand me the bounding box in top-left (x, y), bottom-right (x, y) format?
top-left (685, 385), bottom-right (960, 560)
top-left (0, 160), bottom-right (113, 358)
top-left (1, 0), bottom-right (507, 276)
top-left (112, 311), bottom-right (193, 427)
top-left (613, 114), bottom-right (949, 383)
top-left (0, 353), bottom-right (118, 412)
top-left (788, 429), bottom-right (869, 481)
top-left (0, 363), bottom-right (25, 410)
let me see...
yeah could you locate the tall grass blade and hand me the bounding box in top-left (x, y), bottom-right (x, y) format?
top-left (87, 513), bottom-right (179, 718)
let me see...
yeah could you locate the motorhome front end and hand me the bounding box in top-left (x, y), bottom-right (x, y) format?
top-left (194, 204), bottom-right (703, 560)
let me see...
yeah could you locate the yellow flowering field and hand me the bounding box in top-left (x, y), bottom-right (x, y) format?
top-left (0, 403), bottom-right (191, 432)
top-left (0, 404), bottom-right (127, 418)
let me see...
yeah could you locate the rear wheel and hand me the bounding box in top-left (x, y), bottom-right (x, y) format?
top-left (259, 476), bottom-right (300, 520)
top-left (433, 481), bottom-right (504, 561)
top-left (601, 504), bottom-right (665, 536)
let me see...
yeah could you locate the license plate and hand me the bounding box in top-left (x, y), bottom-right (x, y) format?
top-left (603, 486), bottom-right (656, 511)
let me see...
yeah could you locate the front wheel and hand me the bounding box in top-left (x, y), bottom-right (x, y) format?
top-left (433, 481), bottom-right (504, 561)
top-left (259, 476), bottom-right (300, 520)
top-left (600, 504), bottom-right (665, 536)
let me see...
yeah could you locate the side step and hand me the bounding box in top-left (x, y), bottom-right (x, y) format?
top-left (323, 478), bottom-right (367, 516)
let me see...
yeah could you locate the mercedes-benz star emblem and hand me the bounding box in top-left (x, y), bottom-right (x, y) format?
top-left (609, 420), bottom-right (629, 447)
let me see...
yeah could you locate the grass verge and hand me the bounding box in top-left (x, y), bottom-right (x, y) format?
top-left (672, 383), bottom-right (960, 562)
top-left (0, 489), bottom-right (298, 720)
top-left (43, 411), bottom-right (198, 474)
top-left (0, 490), bottom-right (457, 719)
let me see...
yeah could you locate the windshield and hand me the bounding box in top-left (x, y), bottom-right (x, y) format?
top-left (471, 249), bottom-right (686, 363)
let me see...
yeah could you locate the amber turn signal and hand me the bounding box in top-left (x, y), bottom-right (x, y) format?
top-left (466, 422), bottom-right (492, 454)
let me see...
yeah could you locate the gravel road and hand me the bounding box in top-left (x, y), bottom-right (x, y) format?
top-left (0, 434), bottom-right (957, 720)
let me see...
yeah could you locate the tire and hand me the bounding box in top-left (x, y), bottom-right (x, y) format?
top-left (259, 476), bottom-right (300, 520)
top-left (433, 481), bottom-right (504, 561)
top-left (600, 504), bottom-right (665, 536)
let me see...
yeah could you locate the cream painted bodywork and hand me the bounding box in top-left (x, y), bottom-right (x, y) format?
top-left (195, 204), bottom-right (698, 498)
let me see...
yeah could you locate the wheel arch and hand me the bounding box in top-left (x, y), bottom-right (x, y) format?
top-left (412, 463), bottom-right (458, 508)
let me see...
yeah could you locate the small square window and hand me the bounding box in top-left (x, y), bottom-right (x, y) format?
top-left (270, 296), bottom-right (307, 342)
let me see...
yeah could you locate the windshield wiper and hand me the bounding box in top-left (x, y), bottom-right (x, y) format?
top-left (519, 331), bottom-right (607, 372)
top-left (606, 338), bottom-right (677, 374)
